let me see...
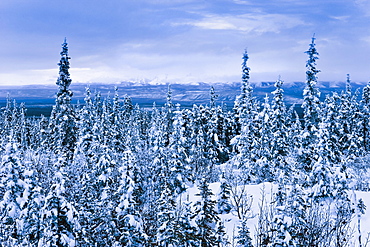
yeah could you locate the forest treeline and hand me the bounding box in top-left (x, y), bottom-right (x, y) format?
top-left (1, 37), bottom-right (370, 246)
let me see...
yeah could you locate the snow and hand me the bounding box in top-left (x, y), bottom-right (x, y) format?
top-left (353, 190), bottom-right (370, 238)
top-left (180, 181), bottom-right (370, 245)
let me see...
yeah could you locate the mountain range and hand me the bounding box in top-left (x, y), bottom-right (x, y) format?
top-left (0, 80), bottom-right (367, 116)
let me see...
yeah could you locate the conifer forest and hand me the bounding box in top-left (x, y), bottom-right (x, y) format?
top-left (2, 37), bottom-right (370, 246)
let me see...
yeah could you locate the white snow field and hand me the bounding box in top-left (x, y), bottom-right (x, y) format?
top-left (185, 182), bottom-right (370, 246)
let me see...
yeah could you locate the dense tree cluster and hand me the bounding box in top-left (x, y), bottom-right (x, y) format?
top-left (0, 38), bottom-right (369, 246)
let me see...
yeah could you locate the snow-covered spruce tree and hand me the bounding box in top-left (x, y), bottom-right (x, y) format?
top-left (0, 95), bottom-right (15, 140)
top-left (109, 87), bottom-right (125, 152)
top-left (149, 102), bottom-right (169, 151)
top-left (28, 110), bottom-right (45, 150)
top-left (162, 84), bottom-right (174, 147)
top-left (236, 218), bottom-right (253, 247)
top-left (361, 80), bottom-right (370, 151)
top-left (39, 158), bottom-right (79, 247)
top-left (300, 35), bottom-right (321, 172)
top-left (155, 181), bottom-right (177, 246)
top-left (320, 93), bottom-right (342, 164)
top-left (269, 184), bottom-right (290, 247)
top-left (202, 107), bottom-right (221, 179)
top-left (125, 104), bottom-right (149, 152)
top-left (141, 150), bottom-right (169, 246)
top-left (210, 86), bottom-right (218, 109)
top-left (75, 86), bottom-right (95, 158)
top-left (156, 179), bottom-right (198, 246)
top-left (0, 135), bottom-right (25, 245)
top-left (123, 94), bottom-right (134, 115)
top-left (89, 147), bottom-right (122, 246)
top-left (18, 165), bottom-right (44, 246)
top-left (232, 49), bottom-right (257, 136)
top-left (309, 90), bottom-right (344, 199)
top-left (10, 102), bottom-right (30, 151)
top-left (310, 122), bottom-right (337, 199)
top-left (115, 149), bottom-right (145, 246)
top-left (207, 89), bottom-right (231, 165)
top-left (99, 96), bottom-right (113, 147)
top-left (167, 106), bottom-right (191, 192)
top-left (192, 178), bottom-right (220, 247)
top-left (230, 49), bottom-right (261, 176)
top-left (2, 98), bottom-right (11, 136)
top-left (251, 94), bottom-right (274, 182)
top-left (0, 99), bottom-right (30, 151)
top-left (48, 38), bottom-right (77, 160)
top-left (215, 220), bottom-right (229, 246)
top-left (303, 35), bottom-right (321, 130)
top-left (188, 111), bottom-right (217, 180)
top-left (162, 196), bottom-right (198, 247)
top-left (212, 104), bottom-right (233, 164)
top-left (337, 74), bottom-right (364, 157)
top-left (270, 77), bottom-right (292, 178)
top-left (217, 177), bottom-right (232, 214)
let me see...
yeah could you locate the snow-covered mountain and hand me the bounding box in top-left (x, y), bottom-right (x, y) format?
top-left (0, 80), bottom-right (367, 116)
top-left (1, 80), bottom-right (367, 103)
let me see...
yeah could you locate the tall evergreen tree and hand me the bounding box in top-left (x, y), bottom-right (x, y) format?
top-left (302, 35), bottom-right (321, 131)
top-left (48, 38), bottom-right (77, 158)
top-left (230, 49), bottom-right (260, 177)
top-left (270, 78), bottom-right (290, 159)
top-left (233, 49), bottom-right (257, 135)
top-left (361, 80), bottom-right (370, 151)
top-left (300, 35), bottom-right (321, 172)
top-left (320, 93), bottom-right (342, 164)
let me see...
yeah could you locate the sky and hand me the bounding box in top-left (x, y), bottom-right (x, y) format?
top-left (1, 0), bottom-right (370, 86)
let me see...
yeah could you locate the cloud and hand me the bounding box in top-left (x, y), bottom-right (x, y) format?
top-left (174, 13), bottom-right (306, 34)
top-left (329, 15), bottom-right (350, 21)
top-left (0, 69), bottom-right (57, 85)
top-left (355, 0), bottom-right (370, 15)
top-left (1, 0), bottom-right (370, 86)
top-left (362, 36), bottom-right (370, 44)
top-left (232, 0), bottom-right (253, 5)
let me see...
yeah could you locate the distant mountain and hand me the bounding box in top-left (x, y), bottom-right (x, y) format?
top-left (0, 80), bottom-right (368, 116)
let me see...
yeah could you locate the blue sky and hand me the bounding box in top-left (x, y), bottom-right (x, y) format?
top-left (1, 0), bottom-right (370, 85)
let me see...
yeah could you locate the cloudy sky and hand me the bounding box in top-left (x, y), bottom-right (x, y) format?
top-left (1, 0), bottom-right (370, 85)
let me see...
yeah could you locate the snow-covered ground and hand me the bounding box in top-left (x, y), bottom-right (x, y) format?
top-left (185, 182), bottom-right (370, 246)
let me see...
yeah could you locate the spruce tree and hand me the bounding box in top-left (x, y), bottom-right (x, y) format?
top-left (217, 178), bottom-right (232, 214)
top-left (0, 136), bottom-right (25, 245)
top-left (300, 35), bottom-right (321, 172)
top-left (233, 49), bottom-right (256, 135)
top-left (115, 150), bottom-right (145, 246)
top-left (39, 160), bottom-right (79, 247)
top-left (270, 78), bottom-right (290, 159)
top-left (236, 219), bottom-right (253, 247)
top-left (338, 74), bottom-right (362, 157)
top-left (210, 86), bottom-right (218, 109)
top-left (19, 167), bottom-right (44, 246)
top-left (193, 178), bottom-right (220, 247)
top-left (48, 38), bottom-right (77, 159)
top-left (302, 35), bottom-right (321, 130)
top-left (320, 93), bottom-right (342, 164)
top-left (362, 81), bottom-right (370, 151)
top-left (230, 49), bottom-right (260, 176)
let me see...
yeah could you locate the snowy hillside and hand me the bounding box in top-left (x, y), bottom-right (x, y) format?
top-left (187, 182), bottom-right (370, 246)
